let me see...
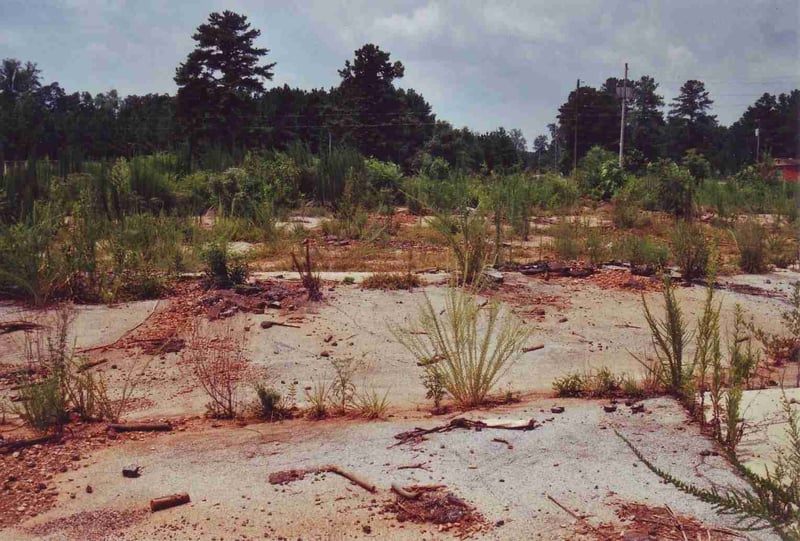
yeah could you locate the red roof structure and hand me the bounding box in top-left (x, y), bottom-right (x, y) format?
top-left (774, 158), bottom-right (800, 181)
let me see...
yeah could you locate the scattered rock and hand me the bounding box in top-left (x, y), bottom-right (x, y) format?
top-left (603, 405), bottom-right (617, 413)
top-left (550, 406), bottom-right (565, 414)
top-left (122, 465), bottom-right (142, 478)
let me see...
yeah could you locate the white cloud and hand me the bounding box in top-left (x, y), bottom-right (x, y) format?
top-left (480, 4), bottom-right (565, 42)
top-left (373, 2), bottom-right (443, 40)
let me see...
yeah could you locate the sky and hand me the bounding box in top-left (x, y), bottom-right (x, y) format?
top-left (1, 0), bottom-right (798, 149)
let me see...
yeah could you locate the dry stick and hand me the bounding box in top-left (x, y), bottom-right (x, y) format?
top-left (322, 465), bottom-right (377, 493)
top-left (77, 359), bottom-right (107, 372)
top-left (0, 321), bottom-right (42, 335)
top-left (665, 505), bottom-right (689, 541)
top-left (523, 344), bottom-right (544, 353)
top-left (0, 433), bottom-right (62, 454)
top-left (546, 494), bottom-right (609, 541)
top-left (492, 437), bottom-right (513, 449)
top-left (396, 463), bottom-right (429, 471)
top-left (390, 483), bottom-right (420, 500)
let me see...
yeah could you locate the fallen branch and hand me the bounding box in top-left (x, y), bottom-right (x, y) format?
top-left (107, 422), bottom-right (172, 433)
top-left (0, 433), bottom-right (62, 454)
top-left (397, 463), bottom-right (429, 471)
top-left (492, 437), bottom-right (513, 449)
top-left (393, 417), bottom-right (538, 446)
top-left (77, 359), bottom-right (107, 372)
top-left (0, 321), bottom-right (42, 335)
top-left (150, 492), bottom-right (190, 512)
top-left (391, 483), bottom-right (420, 500)
top-left (323, 465), bottom-right (377, 493)
top-left (260, 321), bottom-right (301, 330)
top-left (546, 494), bottom-right (608, 540)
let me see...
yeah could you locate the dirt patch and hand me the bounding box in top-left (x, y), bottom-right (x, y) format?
top-left (582, 501), bottom-right (740, 540)
top-left (267, 468), bottom-right (309, 485)
top-left (488, 279), bottom-right (566, 321)
top-left (386, 486), bottom-right (488, 537)
top-left (26, 508), bottom-right (148, 540)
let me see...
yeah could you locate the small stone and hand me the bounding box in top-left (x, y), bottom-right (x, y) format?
top-left (122, 464), bottom-right (141, 478)
top-left (320, 351), bottom-right (330, 357)
top-left (603, 405), bottom-right (617, 413)
top-left (550, 406), bottom-right (565, 414)
top-left (85, 485), bottom-right (93, 494)
top-left (361, 524), bottom-right (372, 534)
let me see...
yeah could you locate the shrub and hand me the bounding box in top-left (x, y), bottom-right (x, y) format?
top-left (735, 219), bottom-right (767, 273)
top-left (305, 380), bottom-right (330, 419)
top-left (354, 386), bottom-right (390, 419)
top-left (578, 146), bottom-right (623, 200)
top-left (202, 242), bottom-right (249, 288)
top-left (620, 234), bottom-right (669, 271)
top-left (254, 383), bottom-right (290, 421)
top-left (553, 373), bottom-right (585, 397)
top-left (329, 357), bottom-right (361, 414)
top-left (361, 272), bottom-right (421, 290)
top-left (182, 322), bottom-right (252, 419)
top-left (671, 221), bottom-right (709, 281)
top-left (421, 368), bottom-right (446, 409)
top-left (767, 232), bottom-right (796, 268)
top-left (393, 287), bottom-right (532, 407)
top-left (648, 159), bottom-right (696, 218)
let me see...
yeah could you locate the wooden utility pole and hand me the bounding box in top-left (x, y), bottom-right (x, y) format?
top-left (573, 79), bottom-right (580, 178)
top-left (618, 63), bottom-right (628, 168)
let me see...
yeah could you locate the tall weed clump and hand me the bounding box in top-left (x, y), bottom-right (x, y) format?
top-left (429, 210), bottom-right (489, 286)
top-left (671, 221), bottom-right (709, 281)
top-left (735, 219), bottom-right (768, 273)
top-left (393, 288), bottom-right (532, 407)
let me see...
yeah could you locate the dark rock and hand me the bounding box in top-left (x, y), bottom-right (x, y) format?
top-left (122, 464), bottom-right (141, 478)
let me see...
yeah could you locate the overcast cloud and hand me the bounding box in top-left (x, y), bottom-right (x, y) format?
top-left (1, 0), bottom-right (798, 147)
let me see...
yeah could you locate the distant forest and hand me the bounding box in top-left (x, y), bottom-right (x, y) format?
top-left (0, 10), bottom-right (797, 174)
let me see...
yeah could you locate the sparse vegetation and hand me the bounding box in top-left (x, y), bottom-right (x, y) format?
top-left (393, 287), bottom-right (531, 407)
top-left (361, 271), bottom-right (420, 290)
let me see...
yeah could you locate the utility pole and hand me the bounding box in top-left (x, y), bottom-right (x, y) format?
top-left (618, 63), bottom-right (628, 168)
top-left (755, 121), bottom-right (760, 163)
top-left (573, 79), bottom-right (580, 178)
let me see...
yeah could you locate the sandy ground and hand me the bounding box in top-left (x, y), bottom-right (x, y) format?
top-left (4, 397), bottom-right (780, 541)
top-left (2, 268), bottom-right (799, 539)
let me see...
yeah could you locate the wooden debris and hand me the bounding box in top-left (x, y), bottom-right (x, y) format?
top-left (323, 465), bottom-right (377, 493)
top-left (523, 344), bottom-right (545, 353)
top-left (150, 493), bottom-right (190, 512)
top-left (268, 465), bottom-right (376, 493)
top-left (260, 320), bottom-right (301, 329)
top-left (391, 483), bottom-right (420, 500)
top-left (393, 417), bottom-right (538, 446)
top-left (106, 422), bottom-right (172, 433)
top-left (77, 359), bottom-right (107, 372)
top-left (0, 434), bottom-right (62, 454)
top-left (0, 321), bottom-right (42, 335)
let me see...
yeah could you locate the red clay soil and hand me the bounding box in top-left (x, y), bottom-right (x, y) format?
top-left (487, 279), bottom-right (567, 321)
top-left (385, 486), bottom-right (489, 538)
top-left (25, 508), bottom-right (148, 541)
top-left (579, 501), bottom-right (741, 540)
top-left (0, 420), bottom-right (192, 528)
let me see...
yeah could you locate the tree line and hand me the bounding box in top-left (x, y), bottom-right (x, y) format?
top-left (0, 10), bottom-right (797, 175)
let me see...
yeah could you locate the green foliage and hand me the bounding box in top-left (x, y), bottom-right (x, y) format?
top-left (354, 386), bottom-right (390, 419)
top-left (530, 174), bottom-right (579, 210)
top-left (735, 219), bottom-right (768, 273)
top-left (620, 234), bottom-right (669, 270)
top-left (361, 272), bottom-right (421, 290)
top-left (549, 219), bottom-right (583, 260)
top-left (578, 146), bottom-right (626, 200)
top-left (681, 149), bottom-right (712, 182)
top-left (552, 373), bottom-right (586, 397)
top-left (639, 276), bottom-right (693, 396)
top-left (393, 287), bottom-right (532, 407)
top-left (202, 242), bottom-right (249, 288)
top-left (0, 203), bottom-right (67, 306)
top-left (671, 221), bottom-right (709, 281)
top-left (254, 383), bottom-right (291, 421)
top-left (648, 159), bottom-right (697, 218)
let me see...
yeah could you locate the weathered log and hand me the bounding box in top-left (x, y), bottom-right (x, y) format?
top-left (0, 433), bottom-right (62, 454)
top-left (150, 492), bottom-right (190, 512)
top-left (0, 321), bottom-right (42, 335)
top-left (106, 422), bottom-right (172, 433)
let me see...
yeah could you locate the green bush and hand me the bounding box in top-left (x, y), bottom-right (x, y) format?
top-left (671, 221), bottom-right (709, 281)
top-left (620, 234), bottom-right (669, 270)
top-left (553, 373), bottom-right (585, 397)
top-left (648, 159), bottom-right (696, 218)
top-left (202, 242), bottom-right (249, 287)
top-left (254, 384), bottom-right (290, 421)
top-left (578, 146), bottom-right (624, 200)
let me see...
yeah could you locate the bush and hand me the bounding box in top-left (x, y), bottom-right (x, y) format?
top-left (735, 220), bottom-right (767, 273)
top-left (578, 146), bottom-right (624, 200)
top-left (549, 219), bottom-right (582, 261)
top-left (553, 373), bottom-right (585, 397)
top-left (648, 159), bottom-right (696, 218)
top-left (254, 384), bottom-right (291, 421)
top-left (620, 234), bottom-right (669, 271)
top-left (354, 387), bottom-right (390, 419)
top-left (202, 242), bottom-right (249, 288)
top-left (393, 287), bottom-right (532, 407)
top-left (671, 221), bottom-right (709, 281)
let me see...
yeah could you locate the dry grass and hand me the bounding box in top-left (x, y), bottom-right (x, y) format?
top-left (361, 272), bottom-right (421, 290)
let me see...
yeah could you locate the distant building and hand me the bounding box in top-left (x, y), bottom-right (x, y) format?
top-left (774, 158), bottom-right (800, 181)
